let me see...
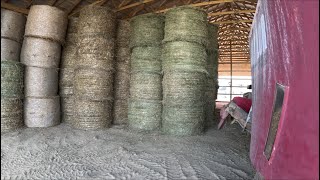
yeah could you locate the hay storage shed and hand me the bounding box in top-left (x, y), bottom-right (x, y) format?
top-left (1, 0), bottom-right (318, 179)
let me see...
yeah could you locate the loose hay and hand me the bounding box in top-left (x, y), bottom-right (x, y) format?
top-left (25, 5), bottom-right (67, 44)
top-left (21, 36), bottom-right (61, 68)
top-left (113, 99), bottom-right (128, 125)
top-left (163, 6), bottom-right (209, 48)
top-left (129, 72), bottom-right (162, 101)
top-left (78, 5), bottom-right (116, 36)
top-left (1, 98), bottom-right (24, 132)
top-left (24, 96), bottom-right (60, 127)
top-left (1, 61), bottom-right (24, 98)
top-left (73, 98), bottom-right (112, 130)
top-left (130, 13), bottom-right (164, 48)
top-left (1, 38), bottom-right (22, 62)
top-left (74, 68), bottom-right (114, 101)
top-left (116, 20), bottom-right (131, 47)
top-left (24, 66), bottom-right (58, 97)
top-left (131, 46), bottom-right (162, 73)
top-left (128, 99), bottom-right (162, 131)
top-left (1, 8), bottom-right (26, 43)
top-left (114, 71), bottom-right (130, 100)
top-left (162, 41), bottom-right (207, 73)
top-left (163, 71), bottom-right (206, 106)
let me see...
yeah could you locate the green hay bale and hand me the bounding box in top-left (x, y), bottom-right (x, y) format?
top-left (163, 71), bottom-right (206, 106)
top-left (163, 6), bottom-right (209, 48)
top-left (78, 5), bottom-right (116, 36)
top-left (162, 105), bottom-right (204, 136)
top-left (1, 98), bottom-right (24, 132)
top-left (208, 24), bottom-right (219, 50)
top-left (74, 68), bottom-right (114, 101)
top-left (130, 13), bottom-right (164, 48)
top-left (113, 99), bottom-right (128, 125)
top-left (128, 99), bottom-right (162, 131)
top-left (162, 41), bottom-right (207, 73)
top-left (129, 72), bottom-right (162, 101)
top-left (1, 61), bottom-right (24, 98)
top-left (131, 46), bottom-right (162, 73)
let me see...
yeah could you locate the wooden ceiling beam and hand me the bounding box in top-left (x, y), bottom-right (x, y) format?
top-left (69, 0), bottom-right (108, 17)
top-left (1, 2), bottom-right (29, 14)
top-left (117, 0), bottom-right (155, 11)
top-left (208, 9), bottom-right (255, 16)
top-left (211, 19), bottom-right (253, 24)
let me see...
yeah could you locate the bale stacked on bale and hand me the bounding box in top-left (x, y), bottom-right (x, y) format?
top-left (59, 17), bottom-right (78, 124)
top-left (128, 13), bottom-right (164, 131)
top-left (162, 6), bottom-right (209, 136)
top-left (205, 24), bottom-right (219, 128)
top-left (21, 5), bottom-right (67, 127)
top-left (1, 9), bottom-right (26, 132)
top-left (113, 20), bottom-right (131, 125)
top-left (73, 5), bottom-right (116, 130)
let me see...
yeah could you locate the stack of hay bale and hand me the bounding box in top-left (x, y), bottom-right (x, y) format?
top-left (162, 6), bottom-right (209, 136)
top-left (21, 5), bottom-right (67, 127)
top-left (205, 24), bottom-right (219, 128)
top-left (73, 5), bottom-right (116, 130)
top-left (59, 17), bottom-right (78, 124)
top-left (113, 20), bottom-right (131, 125)
top-left (128, 14), bottom-right (164, 131)
top-left (1, 9), bottom-right (26, 132)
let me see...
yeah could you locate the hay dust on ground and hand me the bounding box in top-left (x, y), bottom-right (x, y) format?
top-left (1, 122), bottom-right (255, 179)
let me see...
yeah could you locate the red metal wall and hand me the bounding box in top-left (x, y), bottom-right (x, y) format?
top-left (249, 0), bottom-right (319, 179)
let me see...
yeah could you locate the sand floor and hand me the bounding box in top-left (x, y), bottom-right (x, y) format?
top-left (1, 122), bottom-right (254, 180)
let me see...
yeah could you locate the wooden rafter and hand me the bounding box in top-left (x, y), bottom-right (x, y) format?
top-left (1, 2), bottom-right (29, 14)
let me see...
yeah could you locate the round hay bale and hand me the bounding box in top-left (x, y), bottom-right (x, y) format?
top-left (60, 96), bottom-right (74, 123)
top-left (74, 68), bottom-right (114, 101)
top-left (129, 72), bottom-right (162, 100)
top-left (162, 41), bottom-right (207, 73)
top-left (24, 66), bottom-right (58, 97)
top-left (78, 53), bottom-right (115, 71)
top-left (1, 61), bottom-right (24, 98)
top-left (162, 105), bottom-right (204, 136)
top-left (78, 5), bottom-right (116, 36)
top-left (21, 36), bottom-right (61, 68)
top-left (59, 68), bottom-right (74, 87)
top-left (73, 98), bottom-right (112, 130)
top-left (113, 99), bottom-right (128, 125)
top-left (128, 99), bottom-right (162, 131)
top-left (77, 34), bottom-right (115, 56)
top-left (25, 5), bottom-right (67, 44)
top-left (208, 24), bottom-right (218, 50)
top-left (163, 71), bottom-right (206, 106)
top-left (24, 96), bottom-right (60, 127)
top-left (67, 17), bottom-right (78, 34)
top-left (1, 8), bottom-right (26, 43)
top-left (163, 6), bottom-right (208, 48)
top-left (1, 38), bottom-right (21, 62)
top-left (131, 46), bottom-right (162, 73)
top-left (115, 47), bottom-right (131, 59)
top-left (115, 60), bottom-right (130, 73)
top-left (59, 86), bottom-right (73, 97)
top-left (204, 99), bottom-right (216, 129)
top-left (116, 20), bottom-right (131, 47)
top-left (1, 98), bottom-right (23, 132)
top-left (60, 45), bottom-right (78, 68)
top-left (130, 13), bottom-right (164, 48)
top-left (65, 33), bottom-right (78, 46)
top-left (114, 71), bottom-right (130, 99)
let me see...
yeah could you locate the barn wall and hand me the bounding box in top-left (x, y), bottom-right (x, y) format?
top-left (249, 0), bottom-right (319, 179)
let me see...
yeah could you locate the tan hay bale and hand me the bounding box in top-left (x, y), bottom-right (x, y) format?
top-left (116, 20), bottom-right (131, 47)
top-left (24, 96), bottom-right (60, 127)
top-left (1, 8), bottom-right (26, 43)
top-left (67, 17), bottom-right (78, 34)
top-left (59, 86), bottom-right (73, 97)
top-left (77, 34), bottom-right (115, 55)
top-left (24, 66), bottom-right (58, 97)
top-left (114, 70), bottom-right (130, 99)
top-left (60, 45), bottom-right (77, 68)
top-left (60, 96), bottom-right (74, 124)
top-left (1, 38), bottom-right (22, 62)
top-left (21, 36), bottom-right (61, 68)
top-left (115, 47), bottom-right (131, 60)
top-left (59, 68), bottom-right (74, 88)
top-left (113, 99), bottom-right (128, 125)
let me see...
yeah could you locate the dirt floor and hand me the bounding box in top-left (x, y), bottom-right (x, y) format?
top-left (1, 121), bottom-right (255, 179)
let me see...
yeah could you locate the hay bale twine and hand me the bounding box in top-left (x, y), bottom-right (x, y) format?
top-left (116, 20), bottom-right (131, 47)
top-left (162, 105), bottom-right (204, 136)
top-left (24, 5), bottom-right (67, 44)
top-left (1, 61), bottom-right (24, 98)
top-left (78, 5), bottom-right (116, 36)
top-left (208, 24), bottom-right (218, 50)
top-left (163, 71), bottom-right (206, 106)
top-left (21, 37), bottom-right (61, 68)
top-left (24, 66), bottom-right (58, 97)
top-left (24, 96), bottom-right (60, 127)
top-left (1, 98), bottom-right (24, 132)
top-left (129, 72), bottom-right (162, 100)
top-left (113, 99), bottom-right (128, 125)
top-left (163, 6), bottom-right (209, 48)
top-left (74, 68), bottom-right (114, 101)
top-left (1, 8), bottom-right (26, 43)
top-left (128, 99), bottom-right (162, 131)
top-left (61, 96), bottom-right (74, 123)
top-left (114, 70), bottom-right (130, 99)
top-left (131, 46), bottom-right (162, 73)
top-left (162, 41), bottom-right (207, 73)
top-left (1, 38), bottom-right (22, 62)
top-left (73, 97), bottom-right (112, 130)
top-left (60, 45), bottom-right (78, 68)
top-left (67, 17), bottom-right (79, 34)
top-left (130, 13), bottom-right (164, 48)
